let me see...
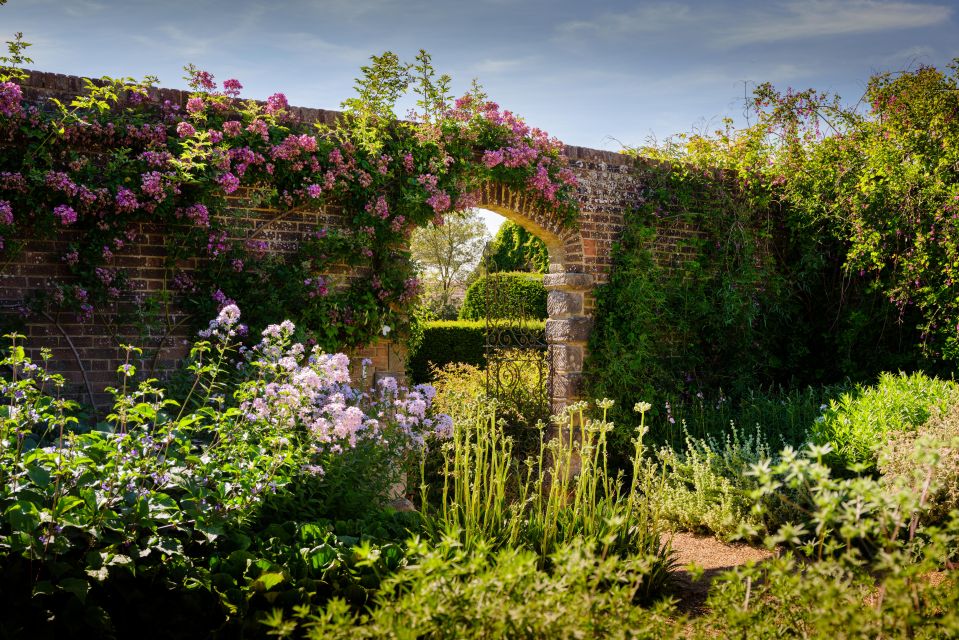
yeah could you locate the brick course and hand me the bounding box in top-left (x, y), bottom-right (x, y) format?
top-left (4, 70), bottom-right (704, 414)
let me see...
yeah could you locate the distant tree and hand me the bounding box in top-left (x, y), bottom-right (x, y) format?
top-left (410, 210), bottom-right (489, 317)
top-left (486, 221), bottom-right (548, 273)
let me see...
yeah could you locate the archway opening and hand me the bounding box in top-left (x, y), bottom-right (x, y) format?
top-left (407, 191), bottom-right (591, 417)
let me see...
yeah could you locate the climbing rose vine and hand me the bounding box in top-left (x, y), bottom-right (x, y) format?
top-left (0, 49), bottom-right (578, 351)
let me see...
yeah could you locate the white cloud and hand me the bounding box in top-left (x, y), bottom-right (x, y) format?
top-left (718, 0), bottom-right (952, 46)
top-left (470, 56), bottom-right (538, 75)
top-left (557, 0), bottom-right (952, 47)
top-left (557, 2), bottom-right (695, 37)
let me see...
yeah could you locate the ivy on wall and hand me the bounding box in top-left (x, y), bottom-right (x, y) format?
top-left (0, 48), bottom-right (578, 351)
top-left (586, 150), bottom-right (926, 448)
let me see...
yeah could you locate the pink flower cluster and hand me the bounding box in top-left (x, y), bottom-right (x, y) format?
top-left (178, 203), bottom-right (210, 227)
top-left (176, 121), bottom-right (196, 138)
top-left (53, 204), bottom-right (77, 225)
top-left (265, 93), bottom-right (289, 115)
top-left (0, 82), bottom-right (23, 118)
top-left (0, 200), bottom-right (12, 226)
top-left (417, 173), bottom-right (451, 214)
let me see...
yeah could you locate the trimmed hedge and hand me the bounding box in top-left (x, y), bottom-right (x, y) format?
top-left (407, 319), bottom-right (546, 383)
top-left (459, 272), bottom-right (547, 321)
top-left (486, 221), bottom-right (549, 273)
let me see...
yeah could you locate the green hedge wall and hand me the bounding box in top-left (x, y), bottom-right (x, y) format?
top-left (407, 319), bottom-right (546, 383)
top-left (458, 272), bottom-right (547, 321)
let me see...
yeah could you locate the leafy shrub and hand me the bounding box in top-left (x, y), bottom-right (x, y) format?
top-left (406, 319), bottom-right (545, 383)
top-left (484, 220), bottom-right (549, 274)
top-left (696, 546), bottom-right (959, 639)
top-left (458, 272), bottom-right (547, 321)
top-left (691, 444), bottom-right (959, 638)
top-left (811, 371), bottom-right (958, 472)
top-left (879, 402), bottom-right (959, 525)
top-left (0, 307), bottom-right (449, 636)
top-left (265, 534), bottom-right (680, 640)
top-left (655, 426), bottom-right (799, 541)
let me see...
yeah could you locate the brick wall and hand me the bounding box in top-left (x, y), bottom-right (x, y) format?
top-left (3, 70), bottom-right (706, 413)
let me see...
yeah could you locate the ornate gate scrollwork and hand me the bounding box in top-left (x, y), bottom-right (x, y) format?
top-left (482, 243), bottom-right (551, 421)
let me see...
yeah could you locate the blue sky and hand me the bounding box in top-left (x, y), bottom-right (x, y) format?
top-left (3, 0), bottom-right (957, 232)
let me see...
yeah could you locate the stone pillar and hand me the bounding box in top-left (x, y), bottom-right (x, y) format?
top-left (543, 272), bottom-right (593, 415)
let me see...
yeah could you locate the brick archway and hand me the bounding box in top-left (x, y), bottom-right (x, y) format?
top-left (478, 183), bottom-right (592, 413)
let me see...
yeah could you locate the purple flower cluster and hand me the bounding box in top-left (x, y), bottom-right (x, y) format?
top-left (265, 93), bottom-right (289, 115)
top-left (238, 315), bottom-right (452, 468)
top-left (53, 204), bottom-right (77, 225)
top-left (141, 171), bottom-right (179, 202)
top-left (217, 172), bottom-right (240, 194)
top-left (176, 121), bottom-right (196, 138)
top-left (0, 82), bottom-right (23, 118)
top-left (222, 120), bottom-right (243, 137)
top-left (178, 203), bottom-right (210, 227)
top-left (0, 200), bottom-right (12, 226)
top-left (185, 97), bottom-right (205, 115)
top-left (222, 78), bottom-right (243, 98)
top-left (115, 187), bottom-right (139, 212)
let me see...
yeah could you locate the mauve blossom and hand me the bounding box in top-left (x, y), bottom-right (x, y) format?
top-left (185, 97), bottom-right (205, 114)
top-left (217, 172), bottom-right (240, 194)
top-left (0, 82), bottom-right (23, 118)
top-left (141, 171), bottom-right (179, 202)
top-left (115, 187), bottom-right (138, 212)
top-left (265, 92), bottom-right (289, 115)
top-left (223, 78), bottom-right (243, 97)
top-left (179, 203), bottom-right (210, 227)
top-left (246, 119), bottom-right (269, 140)
top-left (176, 121), bottom-right (196, 138)
top-left (0, 200), bottom-right (12, 225)
top-left (190, 69), bottom-right (216, 91)
top-left (45, 171), bottom-right (78, 196)
top-left (53, 204), bottom-right (77, 225)
top-left (426, 191), bottom-right (451, 213)
top-left (223, 120), bottom-right (242, 137)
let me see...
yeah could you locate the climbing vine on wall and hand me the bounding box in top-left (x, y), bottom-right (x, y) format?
top-left (0, 47), bottom-right (578, 351)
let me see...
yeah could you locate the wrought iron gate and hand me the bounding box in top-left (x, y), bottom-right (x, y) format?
top-left (482, 243), bottom-right (551, 421)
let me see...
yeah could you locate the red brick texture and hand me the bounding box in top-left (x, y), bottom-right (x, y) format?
top-left (4, 71), bottom-right (701, 414)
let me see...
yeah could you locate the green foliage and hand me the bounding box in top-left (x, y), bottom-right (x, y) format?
top-left (586, 75), bottom-right (934, 454)
top-left (655, 384), bottom-right (844, 449)
top-left (458, 271), bottom-right (547, 321)
top-left (421, 401), bottom-right (673, 590)
top-left (0, 31), bottom-right (31, 82)
top-left (266, 534), bottom-right (681, 640)
top-left (655, 426), bottom-right (800, 541)
top-left (406, 319), bottom-right (545, 383)
top-left (880, 402), bottom-right (959, 526)
top-left (811, 371), bottom-right (958, 472)
top-left (749, 65), bottom-right (959, 361)
top-left (696, 546), bottom-right (959, 639)
top-left (0, 318), bottom-right (441, 636)
top-left (484, 220), bottom-right (549, 273)
top-left (428, 359), bottom-right (546, 458)
top-left (584, 161), bottom-right (796, 448)
top-left (410, 209), bottom-right (489, 319)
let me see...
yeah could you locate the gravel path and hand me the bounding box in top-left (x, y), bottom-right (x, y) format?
top-left (665, 532), bottom-right (773, 615)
